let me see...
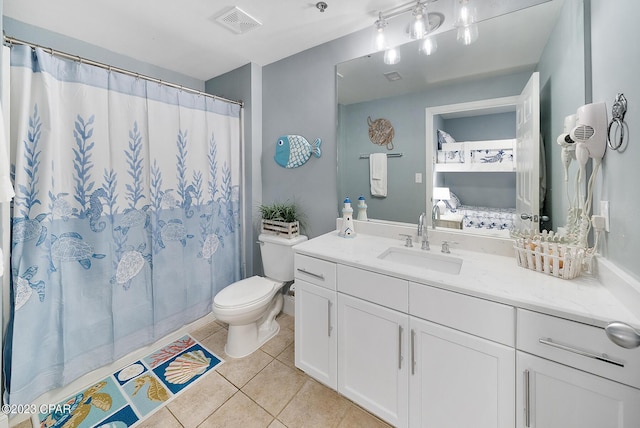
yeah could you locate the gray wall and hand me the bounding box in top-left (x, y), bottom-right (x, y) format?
top-left (205, 63), bottom-right (263, 276)
top-left (262, 29), bottom-right (373, 238)
top-left (590, 0), bottom-right (640, 279)
top-left (536, 0), bottom-right (587, 232)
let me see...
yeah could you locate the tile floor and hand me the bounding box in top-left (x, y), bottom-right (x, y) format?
top-left (16, 313), bottom-right (391, 428)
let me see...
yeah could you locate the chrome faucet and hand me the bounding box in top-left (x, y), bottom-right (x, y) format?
top-left (418, 212), bottom-right (430, 250)
top-left (431, 204), bottom-right (441, 229)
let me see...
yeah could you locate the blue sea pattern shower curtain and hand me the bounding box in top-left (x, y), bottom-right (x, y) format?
top-left (6, 46), bottom-right (242, 405)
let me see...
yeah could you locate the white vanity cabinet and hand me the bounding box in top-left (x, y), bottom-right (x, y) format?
top-left (516, 309), bottom-right (640, 428)
top-left (409, 284), bottom-right (516, 428)
top-left (337, 265), bottom-right (409, 428)
top-left (294, 254), bottom-right (337, 389)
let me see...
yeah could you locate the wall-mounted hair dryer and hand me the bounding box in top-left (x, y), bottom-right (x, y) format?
top-left (557, 114), bottom-right (577, 181)
top-left (570, 102), bottom-right (608, 173)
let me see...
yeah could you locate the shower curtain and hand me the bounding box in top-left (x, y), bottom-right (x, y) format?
top-left (5, 45), bottom-right (242, 405)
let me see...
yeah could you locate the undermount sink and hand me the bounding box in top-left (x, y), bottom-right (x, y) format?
top-left (377, 247), bottom-right (463, 275)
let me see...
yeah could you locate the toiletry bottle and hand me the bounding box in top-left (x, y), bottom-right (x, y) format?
top-left (357, 195), bottom-right (368, 221)
top-left (339, 197), bottom-right (356, 238)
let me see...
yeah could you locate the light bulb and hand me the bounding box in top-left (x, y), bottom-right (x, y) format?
top-left (384, 47), bottom-right (401, 65)
top-left (457, 23), bottom-right (479, 45)
top-left (409, 3), bottom-right (427, 40)
top-left (374, 12), bottom-right (388, 52)
top-left (456, 0), bottom-right (477, 27)
top-left (375, 30), bottom-right (386, 51)
top-left (419, 37), bottom-right (437, 55)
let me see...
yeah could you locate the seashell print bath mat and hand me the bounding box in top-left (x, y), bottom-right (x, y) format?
top-left (37, 335), bottom-right (223, 427)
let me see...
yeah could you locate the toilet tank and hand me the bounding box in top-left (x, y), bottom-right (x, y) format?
top-left (258, 233), bottom-right (308, 282)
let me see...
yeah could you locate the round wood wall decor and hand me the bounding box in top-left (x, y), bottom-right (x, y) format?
top-left (367, 116), bottom-right (395, 150)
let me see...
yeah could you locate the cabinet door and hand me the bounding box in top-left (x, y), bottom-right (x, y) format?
top-left (517, 352), bottom-right (640, 428)
top-left (294, 279), bottom-right (337, 389)
top-left (409, 316), bottom-right (515, 428)
top-left (338, 293), bottom-right (409, 428)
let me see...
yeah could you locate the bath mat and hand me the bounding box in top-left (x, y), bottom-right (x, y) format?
top-left (38, 335), bottom-right (223, 427)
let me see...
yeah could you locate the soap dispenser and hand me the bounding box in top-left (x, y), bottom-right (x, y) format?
top-left (339, 197), bottom-right (356, 238)
top-left (356, 195), bottom-right (368, 221)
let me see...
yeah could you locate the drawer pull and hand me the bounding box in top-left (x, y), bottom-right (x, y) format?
top-left (327, 300), bottom-right (332, 337)
top-left (410, 329), bottom-right (416, 375)
top-left (539, 338), bottom-right (625, 367)
top-left (605, 322), bottom-right (640, 349)
top-left (296, 268), bottom-right (325, 280)
top-left (398, 325), bottom-right (404, 370)
top-left (523, 370), bottom-right (530, 427)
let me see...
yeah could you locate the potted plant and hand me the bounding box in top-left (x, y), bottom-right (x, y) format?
top-left (258, 201), bottom-right (306, 238)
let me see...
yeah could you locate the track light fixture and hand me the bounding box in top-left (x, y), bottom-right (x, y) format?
top-left (373, 0), bottom-right (450, 64)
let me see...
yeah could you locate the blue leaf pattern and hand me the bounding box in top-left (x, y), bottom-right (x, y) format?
top-left (14, 105), bottom-right (42, 217)
top-left (125, 121), bottom-right (145, 209)
top-left (72, 114), bottom-right (96, 218)
top-left (176, 129), bottom-right (188, 206)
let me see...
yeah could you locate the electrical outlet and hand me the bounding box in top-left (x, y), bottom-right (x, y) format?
top-left (600, 201), bottom-right (610, 232)
top-left (415, 173), bottom-right (422, 183)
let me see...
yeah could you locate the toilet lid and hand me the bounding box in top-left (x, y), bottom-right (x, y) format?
top-left (214, 276), bottom-right (280, 309)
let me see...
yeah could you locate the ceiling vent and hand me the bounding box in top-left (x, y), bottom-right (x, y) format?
top-left (384, 71), bottom-right (403, 82)
top-left (215, 7), bottom-right (262, 34)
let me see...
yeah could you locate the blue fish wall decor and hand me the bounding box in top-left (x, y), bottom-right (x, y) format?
top-left (274, 135), bottom-right (322, 168)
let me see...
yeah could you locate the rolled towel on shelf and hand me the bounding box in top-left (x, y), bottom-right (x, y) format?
top-left (369, 153), bottom-right (387, 197)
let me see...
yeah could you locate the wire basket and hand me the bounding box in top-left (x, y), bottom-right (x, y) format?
top-left (513, 237), bottom-right (585, 280)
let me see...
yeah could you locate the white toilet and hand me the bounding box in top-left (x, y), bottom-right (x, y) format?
top-left (213, 233), bottom-right (307, 358)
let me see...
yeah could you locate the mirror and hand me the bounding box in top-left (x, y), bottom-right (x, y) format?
top-left (337, 0), bottom-right (585, 236)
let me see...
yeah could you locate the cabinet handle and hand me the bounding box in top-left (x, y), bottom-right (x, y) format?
top-left (605, 322), bottom-right (640, 349)
top-left (296, 268), bottom-right (325, 280)
top-left (523, 370), bottom-right (530, 427)
top-left (398, 325), bottom-right (404, 370)
top-left (327, 300), bottom-right (332, 337)
top-left (410, 329), bottom-right (416, 375)
top-left (539, 338), bottom-right (625, 367)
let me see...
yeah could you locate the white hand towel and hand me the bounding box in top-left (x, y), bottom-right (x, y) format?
top-left (369, 153), bottom-right (387, 197)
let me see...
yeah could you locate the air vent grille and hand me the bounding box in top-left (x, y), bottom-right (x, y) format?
top-left (574, 125), bottom-right (595, 141)
top-left (384, 71), bottom-right (403, 82)
top-left (215, 7), bottom-right (262, 34)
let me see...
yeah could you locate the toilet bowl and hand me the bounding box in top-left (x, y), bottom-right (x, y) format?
top-left (212, 233), bottom-right (307, 358)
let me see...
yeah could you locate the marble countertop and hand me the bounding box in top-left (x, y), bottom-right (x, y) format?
top-left (293, 230), bottom-right (640, 330)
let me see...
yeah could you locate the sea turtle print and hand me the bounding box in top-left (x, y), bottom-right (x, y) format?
top-left (13, 266), bottom-right (45, 310)
top-left (115, 206), bottom-right (151, 235)
top-left (158, 219), bottom-right (194, 248)
top-left (199, 232), bottom-right (223, 261)
top-left (113, 243), bottom-right (152, 289)
top-left (51, 193), bottom-right (77, 221)
top-left (51, 232), bottom-right (106, 269)
top-left (12, 213), bottom-right (48, 246)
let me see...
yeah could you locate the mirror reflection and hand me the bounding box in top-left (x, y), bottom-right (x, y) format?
top-left (337, 0), bottom-right (585, 237)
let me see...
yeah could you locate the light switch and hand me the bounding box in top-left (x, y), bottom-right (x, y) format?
top-left (415, 173), bottom-right (422, 183)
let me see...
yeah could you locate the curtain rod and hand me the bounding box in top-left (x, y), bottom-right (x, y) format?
top-left (3, 35), bottom-right (244, 108)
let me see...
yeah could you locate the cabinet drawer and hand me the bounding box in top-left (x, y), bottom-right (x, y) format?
top-left (517, 309), bottom-right (640, 389)
top-left (337, 265), bottom-right (408, 312)
top-left (409, 283), bottom-right (515, 346)
top-left (294, 254), bottom-right (336, 290)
